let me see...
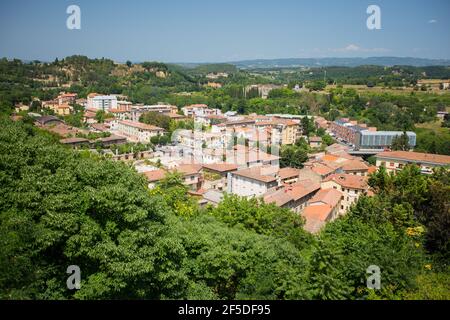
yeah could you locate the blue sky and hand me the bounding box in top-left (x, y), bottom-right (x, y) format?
top-left (0, 0), bottom-right (449, 62)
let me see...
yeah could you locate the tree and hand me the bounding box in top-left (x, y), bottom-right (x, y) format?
top-left (391, 131), bottom-right (410, 151)
top-left (209, 194), bottom-right (312, 250)
top-left (140, 112), bottom-right (171, 130)
top-left (280, 145), bottom-right (308, 169)
top-left (126, 60), bottom-right (132, 67)
top-left (308, 241), bottom-right (350, 300)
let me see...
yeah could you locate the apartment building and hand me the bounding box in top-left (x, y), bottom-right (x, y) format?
top-left (375, 151), bottom-right (450, 174)
top-left (228, 166), bottom-right (279, 197)
top-left (87, 93), bottom-right (118, 111)
top-left (330, 118), bottom-right (416, 150)
top-left (321, 173), bottom-right (369, 214)
top-left (112, 120), bottom-right (165, 143)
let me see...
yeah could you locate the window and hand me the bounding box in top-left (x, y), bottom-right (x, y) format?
top-left (341, 205), bottom-right (344, 210)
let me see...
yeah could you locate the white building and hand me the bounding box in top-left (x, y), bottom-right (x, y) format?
top-left (87, 94), bottom-right (118, 111)
top-left (228, 166), bottom-right (279, 198)
top-left (111, 120), bottom-right (165, 143)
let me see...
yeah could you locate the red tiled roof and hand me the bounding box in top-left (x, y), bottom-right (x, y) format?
top-left (376, 151), bottom-right (450, 165)
top-left (309, 188), bottom-right (342, 208)
top-left (143, 169), bottom-right (167, 182)
top-left (232, 167), bottom-right (278, 183)
top-left (278, 167), bottom-right (301, 180)
top-left (118, 120), bottom-right (165, 131)
top-left (323, 173), bottom-right (368, 190)
top-left (202, 163), bottom-right (238, 172)
top-left (341, 159), bottom-right (369, 172)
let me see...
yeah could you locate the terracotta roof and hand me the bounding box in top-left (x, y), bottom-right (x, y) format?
top-left (303, 205), bottom-right (333, 221)
top-left (323, 173), bottom-right (368, 190)
top-left (309, 188), bottom-right (342, 208)
top-left (322, 154), bottom-right (339, 162)
top-left (143, 169), bottom-right (167, 182)
top-left (341, 159), bottom-right (369, 172)
top-left (264, 179), bottom-right (320, 206)
top-left (278, 167), bottom-right (301, 180)
top-left (173, 164), bottom-right (203, 176)
top-left (287, 180), bottom-right (320, 201)
top-left (302, 205), bottom-right (332, 233)
top-left (309, 136), bottom-right (322, 142)
top-left (118, 120), bottom-right (165, 131)
top-left (202, 163), bottom-right (238, 173)
top-left (60, 137), bottom-right (89, 144)
top-left (368, 165), bottom-right (377, 174)
top-left (311, 163), bottom-right (336, 176)
top-left (376, 151), bottom-right (450, 166)
top-left (232, 167), bottom-right (278, 183)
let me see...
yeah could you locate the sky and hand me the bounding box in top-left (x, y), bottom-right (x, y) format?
top-left (0, 0), bottom-right (449, 62)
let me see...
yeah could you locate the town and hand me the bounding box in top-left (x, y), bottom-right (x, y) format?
top-left (1, 0), bottom-right (450, 304)
top-left (14, 89), bottom-right (450, 234)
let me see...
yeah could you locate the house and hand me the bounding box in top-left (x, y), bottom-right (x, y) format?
top-left (55, 104), bottom-right (71, 116)
top-left (301, 188), bottom-right (343, 233)
top-left (60, 137), bottom-right (89, 148)
top-left (321, 173), bottom-right (369, 214)
top-left (277, 167), bottom-right (301, 184)
top-left (83, 109), bottom-right (98, 124)
top-left (97, 135), bottom-right (127, 147)
top-left (181, 104), bottom-right (211, 117)
top-left (111, 120), bottom-right (165, 143)
top-left (375, 151), bottom-right (450, 175)
top-left (201, 163), bottom-right (238, 191)
top-left (228, 166), bottom-right (279, 197)
top-left (309, 136), bottom-right (322, 148)
top-left (263, 179), bottom-right (320, 213)
top-left (341, 159), bottom-right (369, 176)
top-left (57, 92), bottom-right (77, 105)
top-left (143, 164), bottom-right (203, 191)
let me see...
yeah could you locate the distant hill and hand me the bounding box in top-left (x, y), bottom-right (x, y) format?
top-left (231, 57), bottom-right (450, 69)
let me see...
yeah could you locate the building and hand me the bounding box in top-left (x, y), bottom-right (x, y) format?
top-left (228, 166), bottom-right (279, 197)
top-left (129, 104), bottom-right (179, 121)
top-left (87, 93), bottom-right (118, 111)
top-left (112, 120), bottom-right (165, 143)
top-left (341, 159), bottom-right (370, 176)
top-left (321, 173), bottom-right (369, 214)
top-left (263, 179), bottom-right (320, 213)
top-left (375, 151), bottom-right (450, 174)
top-left (330, 118), bottom-right (416, 150)
top-left (57, 92), bottom-right (77, 105)
top-left (254, 118), bottom-right (300, 145)
top-left (309, 136), bottom-right (322, 148)
top-left (301, 188), bottom-right (342, 234)
top-left (201, 163), bottom-right (238, 191)
top-left (143, 164), bottom-right (203, 191)
top-left (35, 115), bottom-right (64, 126)
top-left (181, 104), bottom-right (210, 117)
top-left (356, 131), bottom-right (416, 150)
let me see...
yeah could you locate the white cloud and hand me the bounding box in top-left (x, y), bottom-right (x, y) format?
top-left (428, 19), bottom-right (437, 24)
